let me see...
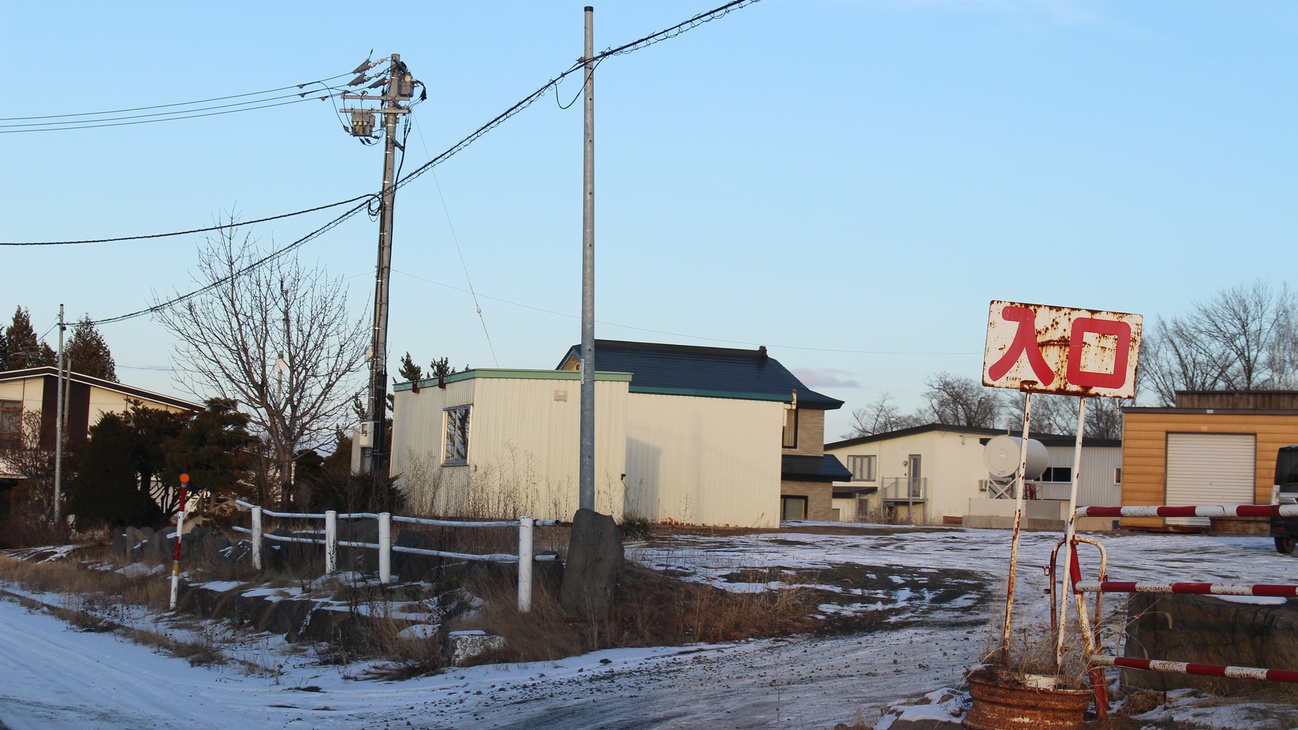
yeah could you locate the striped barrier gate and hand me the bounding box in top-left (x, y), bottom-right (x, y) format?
top-left (1067, 504), bottom-right (1298, 688)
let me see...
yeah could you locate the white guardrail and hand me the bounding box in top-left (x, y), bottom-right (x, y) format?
top-left (230, 500), bottom-right (558, 612)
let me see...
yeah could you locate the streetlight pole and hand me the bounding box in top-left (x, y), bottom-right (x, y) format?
top-left (578, 6), bottom-right (596, 513)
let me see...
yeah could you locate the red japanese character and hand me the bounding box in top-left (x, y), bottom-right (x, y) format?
top-left (987, 305), bottom-right (1055, 386)
top-left (1066, 317), bottom-right (1132, 389)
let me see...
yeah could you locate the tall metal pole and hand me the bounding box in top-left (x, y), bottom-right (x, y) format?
top-left (368, 55), bottom-right (403, 480)
top-left (53, 304), bottom-right (65, 524)
top-left (578, 7), bottom-right (596, 513)
top-left (1001, 390), bottom-right (1034, 663)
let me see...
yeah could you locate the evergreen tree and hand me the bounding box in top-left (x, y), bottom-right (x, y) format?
top-left (3, 307), bottom-right (55, 369)
top-left (68, 413), bottom-right (150, 528)
top-left (123, 401), bottom-right (193, 516)
top-left (65, 315), bottom-right (117, 381)
top-left (396, 352), bottom-right (423, 384)
top-left (162, 398), bottom-right (253, 513)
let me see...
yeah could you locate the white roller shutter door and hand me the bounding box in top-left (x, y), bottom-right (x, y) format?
top-left (1165, 433), bottom-right (1256, 527)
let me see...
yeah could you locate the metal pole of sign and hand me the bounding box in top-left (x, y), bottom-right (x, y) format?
top-left (1057, 398), bottom-right (1087, 666)
top-left (169, 474), bottom-right (189, 610)
top-left (1000, 390), bottom-right (1034, 663)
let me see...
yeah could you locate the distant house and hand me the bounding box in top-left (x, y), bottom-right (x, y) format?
top-left (1121, 391), bottom-right (1298, 531)
top-left (825, 424), bottom-right (1122, 527)
top-left (557, 340), bottom-right (850, 524)
top-left (0, 366), bottom-right (202, 485)
top-left (388, 341), bottom-right (849, 527)
top-left (0, 366), bottom-right (200, 448)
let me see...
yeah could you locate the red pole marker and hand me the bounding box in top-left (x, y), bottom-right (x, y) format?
top-left (170, 474), bottom-right (190, 610)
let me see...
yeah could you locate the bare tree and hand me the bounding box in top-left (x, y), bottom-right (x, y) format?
top-left (922, 372), bottom-right (1002, 428)
top-left (1085, 397), bottom-right (1124, 440)
top-left (154, 221), bottom-right (367, 509)
top-left (1001, 391), bottom-right (1126, 440)
top-left (842, 392), bottom-right (924, 439)
top-left (1145, 281), bottom-right (1298, 405)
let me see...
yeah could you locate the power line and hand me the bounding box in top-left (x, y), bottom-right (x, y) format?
top-left (0, 90), bottom-right (343, 131)
top-left (0, 73), bottom-right (353, 122)
top-left (90, 197), bottom-right (372, 326)
top-left (0, 193), bottom-right (375, 246)
top-left (0, 95), bottom-right (341, 134)
top-left (3, 2), bottom-right (760, 246)
top-left (80, 0), bottom-right (764, 326)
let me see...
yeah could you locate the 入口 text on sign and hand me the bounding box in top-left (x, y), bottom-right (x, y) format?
top-left (982, 300), bottom-right (1143, 399)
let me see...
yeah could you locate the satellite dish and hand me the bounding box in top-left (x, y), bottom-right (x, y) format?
top-left (984, 435), bottom-right (1048, 480)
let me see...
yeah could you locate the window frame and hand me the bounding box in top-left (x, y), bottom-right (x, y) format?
top-left (442, 404), bottom-right (471, 466)
top-left (0, 400), bottom-right (22, 450)
top-left (1041, 466), bottom-right (1073, 483)
top-left (847, 454), bottom-right (876, 482)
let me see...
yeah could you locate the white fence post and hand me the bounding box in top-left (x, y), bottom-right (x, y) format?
top-left (378, 512), bottom-right (392, 584)
top-left (518, 516), bottom-right (534, 613)
top-left (251, 506), bottom-right (263, 570)
top-left (325, 510), bottom-right (337, 574)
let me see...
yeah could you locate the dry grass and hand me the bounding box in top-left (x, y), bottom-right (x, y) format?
top-left (1, 520), bottom-right (828, 681)
top-left (451, 562), bottom-right (819, 666)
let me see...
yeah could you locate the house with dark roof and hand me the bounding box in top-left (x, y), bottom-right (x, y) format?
top-left (0, 366), bottom-right (200, 448)
top-left (0, 366), bottom-right (202, 486)
top-left (559, 340), bottom-right (850, 524)
top-left (825, 423), bottom-right (1122, 527)
top-left (388, 341), bottom-right (848, 526)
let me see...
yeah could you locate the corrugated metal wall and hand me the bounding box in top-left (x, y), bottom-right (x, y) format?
top-left (625, 393), bottom-right (782, 527)
top-left (390, 375), bottom-right (629, 521)
top-left (1038, 445), bottom-right (1122, 506)
top-left (469, 377), bottom-right (627, 520)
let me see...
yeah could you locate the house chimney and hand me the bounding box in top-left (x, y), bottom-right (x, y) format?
top-left (757, 345), bottom-right (768, 362)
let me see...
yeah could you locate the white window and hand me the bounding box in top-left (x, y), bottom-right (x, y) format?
top-left (1114, 467), bottom-right (1122, 484)
top-left (443, 405), bottom-right (470, 465)
top-left (848, 454), bottom-right (876, 481)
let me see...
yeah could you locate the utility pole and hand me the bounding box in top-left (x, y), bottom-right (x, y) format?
top-left (340, 55), bottom-right (417, 480)
top-left (579, 6), bottom-right (596, 513)
top-left (53, 305), bottom-right (65, 524)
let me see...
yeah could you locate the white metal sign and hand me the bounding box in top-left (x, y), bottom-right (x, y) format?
top-left (982, 300), bottom-right (1142, 398)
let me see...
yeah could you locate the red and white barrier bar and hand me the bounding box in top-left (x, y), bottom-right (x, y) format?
top-left (1075, 581), bottom-right (1298, 598)
top-left (1092, 656), bottom-right (1298, 684)
top-left (1078, 504), bottom-right (1298, 518)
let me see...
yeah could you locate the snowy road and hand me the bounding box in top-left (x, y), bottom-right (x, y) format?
top-left (0, 594), bottom-right (982, 729)
top-left (4, 526), bottom-right (1298, 729)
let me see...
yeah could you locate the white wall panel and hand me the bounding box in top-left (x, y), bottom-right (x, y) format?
top-left (625, 393), bottom-right (782, 527)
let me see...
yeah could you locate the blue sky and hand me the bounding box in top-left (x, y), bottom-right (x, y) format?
top-left (2, 0), bottom-right (1295, 440)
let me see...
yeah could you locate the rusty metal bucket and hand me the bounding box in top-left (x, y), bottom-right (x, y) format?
top-left (964, 667), bottom-right (1092, 730)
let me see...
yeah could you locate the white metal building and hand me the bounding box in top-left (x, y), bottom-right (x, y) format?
top-left (825, 424), bottom-right (1122, 526)
top-left (389, 369), bottom-right (631, 521)
top-left (389, 341), bottom-right (847, 527)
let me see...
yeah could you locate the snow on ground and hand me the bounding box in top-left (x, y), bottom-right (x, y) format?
top-left (3, 525), bottom-right (1298, 729)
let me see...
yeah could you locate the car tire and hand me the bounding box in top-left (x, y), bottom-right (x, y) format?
top-left (1276, 536), bottom-right (1297, 555)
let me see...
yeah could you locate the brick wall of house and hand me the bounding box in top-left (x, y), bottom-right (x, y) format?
top-left (781, 481), bottom-right (834, 521)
